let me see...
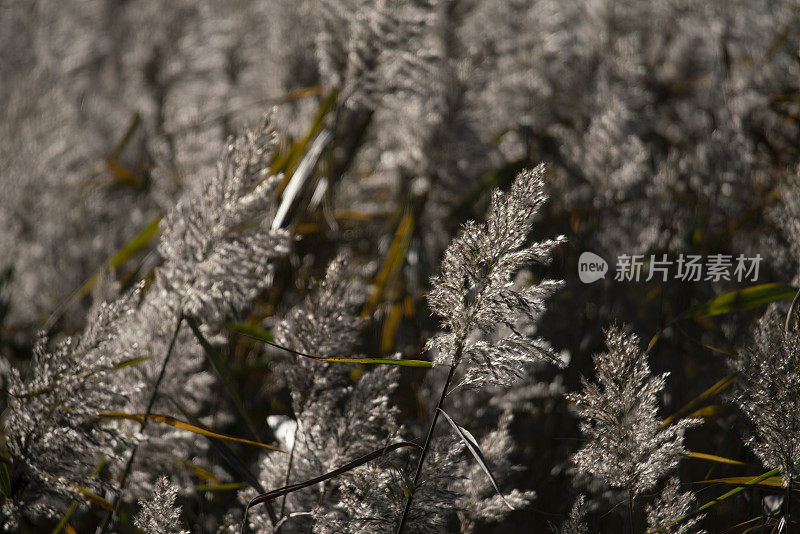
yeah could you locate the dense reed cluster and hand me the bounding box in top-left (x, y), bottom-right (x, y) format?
top-left (1, 0), bottom-right (800, 532)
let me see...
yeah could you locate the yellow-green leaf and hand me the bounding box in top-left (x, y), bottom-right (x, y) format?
top-left (195, 482), bottom-right (248, 492)
top-left (100, 412), bottom-right (284, 453)
top-left (686, 405), bottom-right (728, 419)
top-left (74, 486), bottom-right (113, 511)
top-left (178, 459), bottom-right (220, 484)
top-left (691, 475), bottom-right (786, 487)
top-left (662, 373), bottom-right (738, 426)
top-left (112, 355), bottom-right (155, 370)
top-left (362, 211), bottom-right (416, 317)
top-left (77, 214), bottom-right (163, 299)
top-left (685, 451), bottom-right (748, 466)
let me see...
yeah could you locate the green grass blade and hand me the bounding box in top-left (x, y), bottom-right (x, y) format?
top-left (283, 88), bottom-right (339, 177)
top-left (44, 214), bottom-right (163, 332)
top-left (648, 284), bottom-right (796, 353)
top-left (51, 502), bottom-right (78, 534)
top-left (107, 112), bottom-right (141, 161)
top-left (679, 283), bottom-right (797, 319)
top-left (0, 462), bottom-right (10, 497)
top-left (362, 211), bottom-right (416, 318)
top-left (76, 214), bottom-right (163, 299)
top-left (108, 216), bottom-right (163, 271)
top-left (271, 88), bottom-right (339, 179)
top-left (450, 159), bottom-right (528, 221)
top-left (647, 468), bottom-right (781, 534)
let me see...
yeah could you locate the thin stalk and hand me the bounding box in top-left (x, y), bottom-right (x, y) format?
top-left (785, 288), bottom-right (800, 334)
top-left (95, 315), bottom-right (184, 534)
top-left (395, 349), bottom-right (460, 534)
top-left (628, 490), bottom-right (635, 534)
top-left (279, 440), bottom-right (297, 521)
top-left (788, 479), bottom-right (793, 533)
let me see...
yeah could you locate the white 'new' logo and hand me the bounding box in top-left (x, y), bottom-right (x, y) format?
top-left (578, 252), bottom-right (608, 283)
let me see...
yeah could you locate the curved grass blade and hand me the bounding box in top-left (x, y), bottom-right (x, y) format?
top-left (272, 128), bottom-right (333, 230)
top-left (242, 441), bottom-right (421, 533)
top-left (647, 468), bottom-right (781, 534)
top-left (320, 357), bottom-right (433, 367)
top-left (100, 412), bottom-right (284, 453)
top-left (785, 287), bottom-right (800, 332)
top-left (437, 408), bottom-right (513, 510)
top-left (728, 516), bottom-right (769, 533)
top-left (165, 395), bottom-right (277, 525)
top-left (225, 322), bottom-right (274, 342)
top-left (225, 324), bottom-right (433, 367)
top-left (168, 395), bottom-right (266, 491)
top-left (186, 317), bottom-right (262, 440)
